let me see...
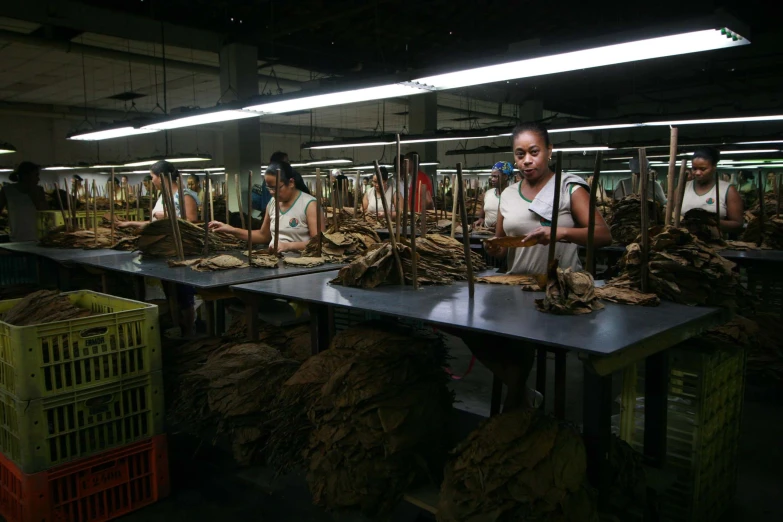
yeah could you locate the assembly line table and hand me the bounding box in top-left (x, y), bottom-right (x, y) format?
top-left (71, 251), bottom-right (342, 334)
top-left (232, 271), bottom-right (726, 508)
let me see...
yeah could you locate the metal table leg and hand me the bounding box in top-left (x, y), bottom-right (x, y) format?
top-left (554, 349), bottom-right (567, 419)
top-left (310, 303), bottom-right (331, 355)
top-left (536, 347), bottom-right (547, 403)
top-left (490, 376), bottom-right (503, 416)
top-left (246, 298), bottom-right (259, 341)
top-left (582, 365), bottom-right (612, 504)
top-left (644, 350), bottom-right (669, 522)
top-left (203, 300), bottom-right (215, 336)
top-left (216, 299), bottom-right (227, 335)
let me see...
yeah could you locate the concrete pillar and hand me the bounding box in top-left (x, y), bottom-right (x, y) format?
top-left (408, 92), bottom-right (438, 195)
top-left (220, 43), bottom-right (261, 213)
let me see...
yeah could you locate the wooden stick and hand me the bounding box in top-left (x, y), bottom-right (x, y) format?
top-left (92, 180), bottom-right (98, 245)
top-left (203, 177), bottom-right (210, 256)
top-left (354, 171), bottom-right (362, 217)
top-left (177, 174), bottom-right (186, 220)
top-left (373, 160), bottom-right (405, 285)
top-left (209, 178), bottom-right (215, 222)
top-left (776, 173), bottom-right (781, 219)
top-left (247, 170), bottom-right (253, 259)
top-left (714, 164), bottom-right (721, 238)
top-left (456, 163), bottom-right (475, 299)
top-left (164, 172), bottom-right (184, 260)
top-left (757, 171), bottom-right (765, 247)
top-left (639, 149), bottom-right (650, 293)
top-left (402, 159), bottom-right (409, 236)
top-left (586, 151), bottom-right (603, 276)
top-left (109, 169), bottom-right (115, 245)
top-left (149, 186), bottom-right (155, 223)
top-left (315, 168), bottom-right (323, 254)
top-left (54, 181), bottom-right (68, 232)
top-left (420, 184), bottom-right (427, 237)
top-left (235, 173), bottom-right (245, 229)
top-left (417, 180), bottom-right (423, 236)
top-left (125, 180), bottom-right (130, 217)
top-left (409, 154), bottom-right (420, 289)
top-left (673, 160), bottom-right (688, 227)
top-left (225, 173), bottom-right (230, 224)
top-left (665, 127), bottom-right (678, 226)
top-left (136, 183), bottom-right (141, 220)
top-left (395, 135), bottom-right (402, 239)
top-left (450, 174), bottom-right (459, 238)
top-left (274, 169), bottom-right (281, 253)
top-left (547, 152), bottom-right (563, 268)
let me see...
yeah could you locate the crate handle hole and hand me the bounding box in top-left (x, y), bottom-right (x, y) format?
top-left (80, 327), bottom-right (109, 338)
top-left (91, 461), bottom-right (116, 473)
top-left (30, 373), bottom-right (34, 378)
top-left (86, 394), bottom-right (113, 407)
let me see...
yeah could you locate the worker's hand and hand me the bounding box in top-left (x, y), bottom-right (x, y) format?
top-left (268, 242), bottom-right (292, 255)
top-left (153, 210), bottom-right (165, 220)
top-left (208, 221), bottom-right (233, 233)
top-left (484, 239), bottom-right (506, 258)
top-left (523, 226), bottom-right (565, 246)
top-left (474, 218), bottom-right (485, 227)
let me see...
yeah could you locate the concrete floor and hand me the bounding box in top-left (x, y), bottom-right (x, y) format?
top-left (121, 332), bottom-right (783, 522)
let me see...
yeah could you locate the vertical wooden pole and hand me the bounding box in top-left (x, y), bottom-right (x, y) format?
top-left (247, 170), bottom-right (253, 259)
top-left (149, 186), bottom-right (155, 223)
top-left (409, 154), bottom-right (420, 289)
top-left (225, 173), bottom-right (230, 224)
top-left (374, 161), bottom-right (404, 284)
top-left (402, 159), bottom-right (409, 235)
top-left (125, 179), bottom-right (130, 217)
top-left (315, 168), bottom-right (323, 253)
top-left (235, 173), bottom-right (245, 229)
top-left (639, 149), bottom-right (650, 293)
top-left (450, 174), bottom-right (459, 238)
top-left (136, 183), bottom-right (141, 220)
top-left (586, 151), bottom-right (603, 277)
top-left (177, 174), bottom-right (186, 220)
top-left (109, 169), bottom-right (115, 246)
top-left (673, 160), bottom-right (688, 228)
top-left (757, 171), bottom-right (765, 247)
top-left (776, 173), bottom-right (781, 219)
top-left (274, 169), bottom-right (281, 253)
top-left (665, 127), bottom-right (679, 226)
top-left (209, 178), bottom-right (215, 222)
top-left (714, 165), bottom-right (721, 236)
top-left (92, 180), bottom-right (98, 245)
top-left (55, 181), bottom-right (68, 232)
top-left (547, 152), bottom-right (563, 268)
top-left (420, 185), bottom-right (427, 237)
top-left (203, 177), bottom-right (211, 256)
top-left (354, 171), bottom-right (362, 217)
top-left (165, 173), bottom-right (184, 260)
top-left (456, 163), bottom-right (475, 299)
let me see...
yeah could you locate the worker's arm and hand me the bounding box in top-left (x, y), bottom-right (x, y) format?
top-left (721, 185), bottom-right (744, 233)
top-left (183, 194), bottom-right (199, 223)
top-left (474, 193), bottom-right (486, 226)
top-left (0, 187), bottom-right (6, 215)
top-left (484, 212), bottom-right (508, 259)
top-left (520, 186), bottom-right (612, 247)
top-left (209, 207), bottom-right (272, 245)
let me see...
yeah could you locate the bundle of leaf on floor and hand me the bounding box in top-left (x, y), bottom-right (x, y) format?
top-left (535, 260), bottom-right (603, 315)
top-left (39, 225), bottom-right (138, 250)
top-left (601, 227), bottom-right (746, 309)
top-left (136, 219), bottom-right (244, 257)
top-left (266, 322), bottom-right (455, 516)
top-left (332, 234), bottom-right (486, 288)
top-left (301, 217), bottom-right (380, 262)
top-left (437, 409), bottom-right (598, 522)
top-left (0, 289), bottom-right (91, 326)
top-left (607, 195), bottom-right (663, 244)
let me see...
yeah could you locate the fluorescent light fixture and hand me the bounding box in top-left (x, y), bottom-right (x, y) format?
top-left (142, 110), bottom-right (259, 130)
top-left (124, 156), bottom-right (211, 167)
top-left (244, 83), bottom-right (429, 114)
top-left (0, 168), bottom-right (13, 172)
top-left (688, 149), bottom-right (780, 155)
top-left (88, 164), bottom-right (124, 168)
top-left (419, 162), bottom-right (440, 166)
top-left (68, 127), bottom-right (159, 141)
top-left (566, 169), bottom-right (631, 174)
top-left (414, 28), bottom-right (747, 90)
top-left (0, 142), bottom-right (16, 154)
top-left (550, 124), bottom-right (643, 134)
top-left (741, 164), bottom-right (783, 169)
top-left (305, 158), bottom-right (353, 166)
top-left (647, 115), bottom-right (783, 126)
top-left (553, 146), bottom-right (614, 152)
top-left (308, 141), bottom-right (394, 150)
top-left (42, 166), bottom-right (75, 171)
top-left (129, 170), bottom-right (151, 174)
top-left (123, 160), bottom-right (157, 167)
top-left (167, 156), bottom-right (211, 163)
top-left (734, 140), bottom-right (783, 145)
top-left (181, 167), bottom-right (226, 172)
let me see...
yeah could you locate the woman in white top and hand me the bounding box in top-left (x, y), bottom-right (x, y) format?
top-left (363, 167), bottom-right (400, 219)
top-left (210, 162), bottom-right (321, 253)
top-left (474, 161), bottom-right (513, 229)
top-left (679, 147), bottom-right (743, 233)
top-left (0, 162), bottom-right (47, 242)
top-left (116, 161), bottom-right (200, 225)
top-left (469, 123), bottom-right (611, 412)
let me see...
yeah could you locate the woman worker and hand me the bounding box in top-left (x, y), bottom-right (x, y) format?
top-left (473, 161), bottom-right (513, 229)
top-left (0, 161), bottom-right (47, 242)
top-left (363, 167), bottom-right (401, 219)
top-left (678, 147), bottom-right (743, 233)
top-left (209, 162), bottom-right (321, 253)
top-left (468, 122), bottom-right (612, 411)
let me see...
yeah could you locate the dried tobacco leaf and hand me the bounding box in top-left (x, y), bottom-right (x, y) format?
top-left (136, 219), bottom-right (244, 257)
top-left (0, 290), bottom-right (92, 326)
top-left (535, 261), bottom-right (604, 315)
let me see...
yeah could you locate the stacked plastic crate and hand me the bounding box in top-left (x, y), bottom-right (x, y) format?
top-left (0, 290), bottom-right (169, 522)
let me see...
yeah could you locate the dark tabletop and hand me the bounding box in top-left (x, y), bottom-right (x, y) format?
top-left (718, 249), bottom-right (783, 263)
top-left (70, 251), bottom-right (342, 289)
top-left (0, 242), bottom-right (124, 262)
top-left (232, 271), bottom-right (725, 356)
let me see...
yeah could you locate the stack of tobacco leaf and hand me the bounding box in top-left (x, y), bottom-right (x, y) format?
top-left (135, 219), bottom-right (244, 257)
top-left (437, 409), bottom-right (598, 522)
top-left (301, 217), bottom-right (380, 262)
top-left (221, 314), bottom-right (312, 362)
top-left (267, 322), bottom-right (454, 516)
top-left (247, 251), bottom-right (281, 268)
top-left (746, 313), bottom-right (783, 383)
top-left (535, 261), bottom-right (604, 315)
top-left (604, 435), bottom-right (647, 520)
top-left (742, 215), bottom-right (783, 249)
top-left (39, 225), bottom-right (138, 250)
top-left (168, 254), bottom-right (247, 271)
top-left (608, 195), bottom-right (663, 244)
top-left (332, 235), bottom-right (486, 288)
top-left (284, 256), bottom-right (325, 268)
top-left (0, 290), bottom-right (92, 326)
top-left (681, 208), bottom-right (724, 244)
top-left (603, 227), bottom-right (745, 308)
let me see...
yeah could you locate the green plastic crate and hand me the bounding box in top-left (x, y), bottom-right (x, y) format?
top-left (0, 290), bottom-right (161, 401)
top-left (0, 371), bottom-right (164, 474)
top-left (36, 209), bottom-right (143, 239)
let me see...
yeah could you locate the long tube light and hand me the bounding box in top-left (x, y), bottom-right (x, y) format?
top-left (142, 110), bottom-right (259, 130)
top-left (68, 127), bottom-right (159, 141)
top-left (413, 28), bottom-right (747, 90)
top-left (244, 84), bottom-right (430, 114)
top-left (124, 156), bottom-right (212, 167)
top-left (0, 142), bottom-right (16, 154)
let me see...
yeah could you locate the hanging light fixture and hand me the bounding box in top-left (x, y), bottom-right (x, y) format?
top-left (0, 142), bottom-right (17, 154)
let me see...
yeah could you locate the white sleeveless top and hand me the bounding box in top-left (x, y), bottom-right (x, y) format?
top-left (483, 188), bottom-right (501, 227)
top-left (4, 184), bottom-right (39, 242)
top-left (268, 191), bottom-right (316, 245)
top-left (681, 180), bottom-right (730, 218)
top-left (365, 186), bottom-right (394, 214)
top-left (500, 181), bottom-right (583, 275)
top-left (151, 187), bottom-right (201, 221)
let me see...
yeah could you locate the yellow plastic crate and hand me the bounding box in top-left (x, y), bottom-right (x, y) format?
top-left (37, 209), bottom-right (143, 239)
top-left (0, 371), bottom-right (164, 474)
top-left (0, 290), bottom-right (161, 401)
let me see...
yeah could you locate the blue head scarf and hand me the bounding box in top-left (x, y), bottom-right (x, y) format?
top-left (492, 161), bottom-right (514, 177)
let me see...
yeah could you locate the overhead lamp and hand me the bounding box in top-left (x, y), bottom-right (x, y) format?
top-left (307, 140), bottom-right (395, 150)
top-left (123, 155), bottom-right (212, 167)
top-left (0, 168), bottom-right (13, 172)
top-left (741, 164), bottom-right (783, 169)
top-left (68, 127), bottom-right (159, 141)
top-left (42, 166), bottom-right (75, 171)
top-left (413, 28), bottom-right (747, 90)
top-left (0, 142), bottom-right (17, 154)
top-left (305, 158), bottom-right (354, 166)
top-left (566, 169), bottom-right (631, 174)
top-left (88, 164), bottom-right (125, 168)
top-left (181, 167), bottom-right (226, 172)
top-left (141, 109), bottom-right (259, 131)
top-left (244, 83), bottom-right (430, 114)
top-left (553, 146), bottom-right (614, 152)
top-left (685, 149), bottom-right (780, 155)
top-left (550, 124), bottom-right (643, 134)
top-left (646, 115), bottom-right (783, 126)
top-left (735, 140), bottom-right (783, 145)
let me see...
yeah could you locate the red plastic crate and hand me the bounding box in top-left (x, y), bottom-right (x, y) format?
top-left (0, 434), bottom-right (169, 522)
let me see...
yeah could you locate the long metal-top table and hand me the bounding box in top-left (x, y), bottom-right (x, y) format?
top-left (232, 271), bottom-right (726, 507)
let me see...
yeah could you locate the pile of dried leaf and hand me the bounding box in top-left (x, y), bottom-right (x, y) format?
top-left (0, 290), bottom-right (91, 326)
top-left (476, 273), bottom-right (542, 291)
top-left (332, 235), bottom-right (486, 288)
top-left (39, 225), bottom-right (138, 250)
top-left (602, 227), bottom-right (745, 308)
top-left (168, 254), bottom-right (247, 271)
top-left (437, 409), bottom-right (598, 522)
top-left (136, 219), bottom-right (244, 257)
top-left (608, 195), bottom-right (663, 244)
top-left (267, 322), bottom-right (454, 516)
top-left (594, 284), bottom-right (660, 306)
top-left (746, 313), bottom-right (783, 384)
top-left (681, 208), bottom-right (724, 244)
top-left (301, 217), bottom-right (380, 262)
top-left (742, 215), bottom-right (783, 249)
top-left (604, 435), bottom-right (647, 520)
top-left (535, 261), bottom-right (604, 315)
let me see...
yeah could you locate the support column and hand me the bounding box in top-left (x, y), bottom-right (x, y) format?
top-left (409, 92), bottom-right (438, 188)
top-left (220, 43), bottom-right (261, 213)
